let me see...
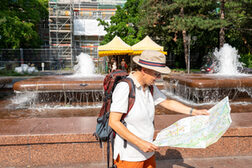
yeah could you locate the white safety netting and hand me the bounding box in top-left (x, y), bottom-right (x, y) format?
top-left (74, 19), bottom-right (109, 36)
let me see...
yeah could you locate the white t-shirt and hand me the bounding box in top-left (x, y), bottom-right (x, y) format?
top-left (110, 73), bottom-right (167, 161)
top-left (112, 62), bottom-right (117, 70)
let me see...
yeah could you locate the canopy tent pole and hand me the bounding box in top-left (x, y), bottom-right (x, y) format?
top-left (130, 55), bottom-right (133, 71)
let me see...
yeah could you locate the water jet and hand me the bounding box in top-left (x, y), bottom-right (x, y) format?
top-left (13, 53), bottom-right (104, 108)
top-left (163, 44), bottom-right (252, 107)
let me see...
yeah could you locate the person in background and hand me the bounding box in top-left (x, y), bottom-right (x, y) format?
top-left (112, 58), bottom-right (117, 71)
top-left (120, 58), bottom-right (127, 71)
top-left (109, 58), bottom-right (116, 72)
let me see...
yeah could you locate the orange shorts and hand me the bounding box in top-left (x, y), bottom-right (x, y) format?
top-left (114, 154), bottom-right (156, 168)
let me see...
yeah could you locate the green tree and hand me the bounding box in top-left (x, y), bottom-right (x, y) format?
top-left (140, 0), bottom-right (230, 70)
top-left (98, 0), bottom-right (144, 45)
top-left (0, 0), bottom-right (48, 49)
top-left (224, 0), bottom-right (252, 54)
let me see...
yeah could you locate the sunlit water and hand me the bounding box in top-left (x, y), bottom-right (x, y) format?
top-left (7, 46), bottom-right (251, 113)
top-left (72, 52), bottom-right (103, 77)
top-left (10, 90), bottom-right (104, 110)
top-left (214, 43), bottom-right (244, 75)
top-left (10, 52), bottom-right (104, 110)
top-left (164, 43), bottom-right (252, 104)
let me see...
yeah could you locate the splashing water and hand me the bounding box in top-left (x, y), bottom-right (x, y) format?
top-left (9, 92), bottom-right (38, 109)
top-left (214, 43), bottom-right (244, 75)
top-left (73, 53), bottom-right (96, 76)
top-left (11, 92), bottom-right (38, 105)
top-left (161, 44), bottom-right (252, 106)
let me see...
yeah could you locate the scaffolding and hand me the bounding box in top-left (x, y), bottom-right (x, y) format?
top-left (48, 0), bottom-right (126, 68)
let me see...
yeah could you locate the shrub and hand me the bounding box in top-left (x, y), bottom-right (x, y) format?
top-left (240, 53), bottom-right (252, 68)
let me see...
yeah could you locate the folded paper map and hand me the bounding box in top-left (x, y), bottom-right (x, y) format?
top-left (153, 96), bottom-right (232, 148)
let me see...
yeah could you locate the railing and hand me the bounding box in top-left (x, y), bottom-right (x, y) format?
top-left (0, 48), bottom-right (106, 73)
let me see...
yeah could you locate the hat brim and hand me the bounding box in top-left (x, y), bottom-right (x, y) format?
top-left (133, 56), bottom-right (171, 74)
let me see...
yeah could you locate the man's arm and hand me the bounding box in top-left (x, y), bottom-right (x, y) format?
top-left (109, 112), bottom-right (158, 153)
top-left (159, 99), bottom-right (209, 116)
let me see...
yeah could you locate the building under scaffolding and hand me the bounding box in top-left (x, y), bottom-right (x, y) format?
top-left (48, 0), bottom-right (126, 68)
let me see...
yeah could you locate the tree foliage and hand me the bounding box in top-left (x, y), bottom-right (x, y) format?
top-left (139, 0), bottom-right (251, 68)
top-left (98, 0), bottom-right (144, 45)
top-left (224, 0), bottom-right (252, 54)
top-left (140, 0), bottom-right (229, 68)
top-left (0, 0), bottom-right (48, 49)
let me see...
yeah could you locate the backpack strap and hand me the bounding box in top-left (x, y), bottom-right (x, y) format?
top-left (120, 77), bottom-right (136, 120)
top-left (111, 132), bottom-right (116, 168)
top-left (149, 85), bottom-right (155, 130)
top-left (116, 77), bottom-right (136, 149)
top-left (107, 136), bottom-right (110, 168)
top-left (108, 132), bottom-right (117, 168)
top-left (149, 85), bottom-right (154, 96)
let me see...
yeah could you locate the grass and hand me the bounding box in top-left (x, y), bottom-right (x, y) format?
top-left (0, 69), bottom-right (40, 76)
top-left (171, 68), bottom-right (201, 73)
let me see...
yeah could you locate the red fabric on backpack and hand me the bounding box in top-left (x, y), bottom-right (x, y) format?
top-left (99, 69), bottom-right (154, 118)
top-left (99, 69), bottom-right (132, 117)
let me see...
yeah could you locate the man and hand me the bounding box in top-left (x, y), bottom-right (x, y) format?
top-left (112, 58), bottom-right (117, 71)
top-left (109, 50), bottom-right (208, 168)
top-left (109, 58), bottom-right (116, 72)
top-left (120, 58), bottom-right (127, 71)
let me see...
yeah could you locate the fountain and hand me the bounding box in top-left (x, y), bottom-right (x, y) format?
top-left (0, 53), bottom-right (105, 119)
top-left (0, 77), bottom-right (12, 89)
top-left (12, 53), bottom-right (104, 108)
top-left (214, 44), bottom-right (244, 75)
top-left (163, 44), bottom-right (252, 107)
top-left (73, 52), bottom-right (96, 76)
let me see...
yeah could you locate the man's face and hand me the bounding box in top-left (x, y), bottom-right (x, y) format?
top-left (142, 68), bottom-right (161, 86)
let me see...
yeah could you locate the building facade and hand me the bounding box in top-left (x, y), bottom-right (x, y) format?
top-left (48, 0), bottom-right (126, 68)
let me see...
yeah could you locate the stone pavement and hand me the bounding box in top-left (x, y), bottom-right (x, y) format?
top-left (35, 156), bottom-right (252, 168)
top-left (1, 113), bottom-right (251, 167)
top-left (156, 156), bottom-right (252, 168)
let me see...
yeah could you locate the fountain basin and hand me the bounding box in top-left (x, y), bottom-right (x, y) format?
top-left (164, 74), bottom-right (252, 103)
top-left (0, 77), bottom-right (12, 87)
top-left (164, 74), bottom-right (252, 88)
top-left (13, 76), bottom-right (104, 92)
top-left (12, 76), bottom-right (105, 105)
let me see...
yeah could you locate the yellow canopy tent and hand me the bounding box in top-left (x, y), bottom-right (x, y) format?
top-left (131, 36), bottom-right (167, 55)
top-left (98, 36), bottom-right (133, 57)
top-left (98, 35), bottom-right (167, 72)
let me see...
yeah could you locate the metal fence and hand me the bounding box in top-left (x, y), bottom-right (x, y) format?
top-left (0, 48), bottom-right (176, 74)
top-left (0, 48), bottom-right (106, 73)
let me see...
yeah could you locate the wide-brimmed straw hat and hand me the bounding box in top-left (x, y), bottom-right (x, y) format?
top-left (133, 50), bottom-right (171, 74)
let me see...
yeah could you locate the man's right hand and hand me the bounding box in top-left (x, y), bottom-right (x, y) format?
top-left (109, 112), bottom-right (158, 153)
